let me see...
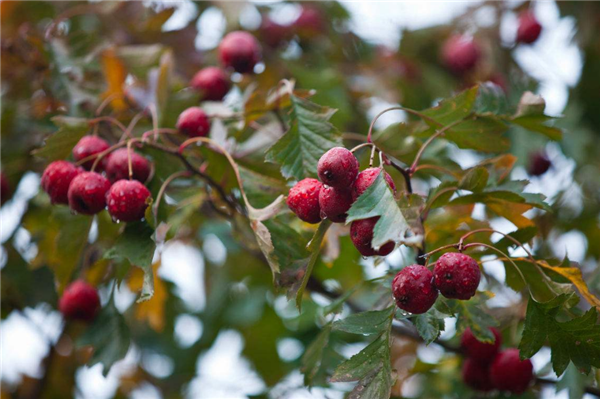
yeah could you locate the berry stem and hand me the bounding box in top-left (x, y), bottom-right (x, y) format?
top-left (349, 142), bottom-right (375, 153)
top-left (95, 93), bottom-right (121, 116)
top-left (369, 144), bottom-right (377, 167)
top-left (153, 170), bottom-right (192, 223)
top-left (126, 140), bottom-right (134, 180)
top-left (366, 106), bottom-right (442, 143)
top-left (88, 116), bottom-right (127, 134)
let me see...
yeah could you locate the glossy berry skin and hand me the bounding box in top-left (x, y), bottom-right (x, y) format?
top-left (528, 151), bottom-right (551, 176)
top-left (72, 136), bottom-right (110, 170)
top-left (191, 67), bottom-right (231, 102)
top-left (392, 264), bottom-right (438, 314)
top-left (59, 280), bottom-right (100, 322)
top-left (517, 11), bottom-right (542, 44)
top-left (1, 172), bottom-right (11, 205)
top-left (462, 358), bottom-right (494, 392)
top-left (318, 186), bottom-right (353, 223)
top-left (317, 147), bottom-right (359, 189)
top-left (218, 31), bottom-right (262, 74)
top-left (176, 107), bottom-right (210, 138)
top-left (441, 35), bottom-right (481, 75)
top-left (287, 178), bottom-right (322, 224)
top-left (350, 217), bottom-right (395, 257)
top-left (41, 161), bottom-right (82, 205)
top-left (433, 252), bottom-right (480, 300)
top-left (105, 148), bottom-right (151, 183)
top-left (68, 172), bottom-right (111, 215)
top-left (461, 327), bottom-right (502, 362)
top-left (107, 180), bottom-right (151, 222)
top-left (352, 167), bottom-right (396, 201)
top-left (490, 348), bottom-right (533, 394)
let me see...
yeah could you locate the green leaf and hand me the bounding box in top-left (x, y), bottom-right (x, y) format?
top-left (333, 306), bottom-right (394, 335)
top-left (426, 181), bottom-right (458, 210)
top-left (301, 323), bottom-right (332, 386)
top-left (77, 299), bottom-right (130, 376)
top-left (32, 116), bottom-right (89, 161)
top-left (265, 94), bottom-right (341, 181)
top-left (459, 167), bottom-right (489, 192)
top-left (444, 116), bottom-right (510, 153)
top-left (413, 309), bottom-right (446, 345)
top-left (515, 91), bottom-right (546, 117)
top-left (520, 294), bottom-right (600, 376)
top-left (512, 115), bottom-right (563, 141)
top-left (346, 171), bottom-right (408, 250)
top-left (422, 86), bottom-right (478, 126)
top-left (445, 295), bottom-right (498, 343)
top-left (239, 166), bottom-right (288, 209)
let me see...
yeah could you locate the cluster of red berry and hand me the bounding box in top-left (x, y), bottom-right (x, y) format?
top-left (42, 137), bottom-right (152, 222)
top-left (462, 327), bottom-right (534, 394)
top-left (391, 252), bottom-right (481, 314)
top-left (286, 147), bottom-right (397, 257)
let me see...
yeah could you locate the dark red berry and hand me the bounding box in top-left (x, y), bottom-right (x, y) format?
top-left (490, 348), bottom-right (533, 394)
top-left (107, 180), bottom-right (151, 222)
top-left (59, 280), bottom-right (100, 322)
top-left (317, 147), bottom-right (359, 189)
top-left (318, 186), bottom-right (353, 223)
top-left (72, 136), bottom-right (110, 170)
top-left (392, 264), bottom-right (438, 314)
top-left (218, 31), bottom-right (262, 74)
top-left (1, 172), bottom-right (11, 205)
top-left (67, 172), bottom-right (111, 215)
top-left (41, 161), bottom-right (82, 205)
top-left (294, 6), bottom-right (325, 37)
top-left (461, 327), bottom-right (502, 362)
top-left (260, 17), bottom-right (290, 48)
top-left (105, 148), bottom-right (151, 183)
top-left (516, 11), bottom-right (542, 44)
top-left (287, 178), bottom-right (322, 224)
top-left (527, 151), bottom-right (551, 176)
top-left (433, 252), bottom-right (480, 300)
top-left (462, 358), bottom-right (494, 392)
top-left (352, 167), bottom-right (396, 201)
top-left (350, 217), bottom-right (395, 257)
top-left (191, 67), bottom-right (231, 102)
top-left (176, 107), bottom-right (211, 138)
top-left (441, 35), bottom-right (481, 75)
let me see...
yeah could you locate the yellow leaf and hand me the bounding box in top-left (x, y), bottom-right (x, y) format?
top-left (128, 262), bottom-right (167, 332)
top-left (487, 200), bottom-right (535, 229)
top-left (101, 48), bottom-right (127, 112)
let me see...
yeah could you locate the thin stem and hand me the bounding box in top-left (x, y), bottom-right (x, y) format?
top-left (84, 140), bottom-right (130, 171)
top-left (88, 116), bottom-right (127, 133)
top-left (349, 142), bottom-right (375, 153)
top-left (96, 93), bottom-right (121, 116)
top-left (420, 243), bottom-right (461, 267)
top-left (366, 106), bottom-right (442, 143)
top-left (421, 186), bottom-right (459, 220)
top-left (387, 158), bottom-right (413, 194)
top-left (409, 118), bottom-right (466, 175)
top-left (120, 111), bottom-right (145, 141)
top-left (126, 141), bottom-right (134, 180)
top-left (153, 171), bottom-right (192, 222)
top-left (459, 228), bottom-right (535, 263)
top-left (150, 104), bottom-right (159, 142)
top-left (369, 145), bottom-right (377, 167)
top-left (413, 164), bottom-right (460, 179)
top-left (462, 242), bottom-right (529, 291)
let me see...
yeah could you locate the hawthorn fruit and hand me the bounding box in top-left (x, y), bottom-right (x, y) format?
top-left (517, 10), bottom-right (542, 44)
top-left (461, 327), bottom-right (502, 362)
top-left (218, 31), bottom-right (262, 74)
top-left (191, 67), bottom-right (231, 102)
top-left (462, 358), bottom-right (494, 392)
top-left (433, 252), bottom-right (480, 300)
top-left (105, 148), bottom-right (151, 183)
top-left (72, 136), bottom-right (110, 170)
top-left (317, 147), bottom-right (359, 189)
top-left (528, 151), bottom-right (551, 176)
top-left (392, 264), bottom-right (438, 314)
top-left (59, 280), bottom-right (100, 322)
top-left (441, 35), bottom-right (481, 75)
top-left (67, 172), bottom-right (111, 215)
top-left (351, 217), bottom-right (395, 257)
top-left (106, 180), bottom-right (151, 222)
top-left (318, 185), bottom-right (353, 223)
top-left (176, 107), bottom-right (211, 138)
top-left (352, 167), bottom-right (396, 201)
top-left (41, 160), bottom-right (82, 205)
top-left (490, 348), bottom-right (533, 394)
top-left (287, 178), bottom-right (322, 224)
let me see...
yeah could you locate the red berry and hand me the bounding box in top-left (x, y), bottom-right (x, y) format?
top-left (352, 167), bottom-right (396, 201)
top-left (260, 17), bottom-right (290, 48)
top-left (67, 172), bottom-right (111, 215)
top-left (461, 327), bottom-right (502, 362)
top-left (319, 186), bottom-right (353, 223)
top-left (294, 6), bottom-right (325, 37)
top-left (287, 178), bottom-right (322, 224)
top-left (441, 35), bottom-right (481, 75)
top-left (350, 217), bottom-right (395, 257)
top-left (528, 151), bottom-right (551, 176)
top-left (176, 107), bottom-right (210, 138)
top-left (106, 180), bottom-right (151, 222)
top-left (317, 147), bottom-right (359, 189)
top-left (191, 67), bottom-right (231, 102)
top-left (218, 31), bottom-right (262, 74)
top-left (1, 172), bottom-right (11, 205)
top-left (72, 136), bottom-right (110, 170)
top-left (59, 280), bottom-right (100, 322)
top-left (105, 148), bottom-right (151, 183)
top-left (41, 161), bottom-right (82, 205)
top-left (462, 358), bottom-right (494, 392)
top-left (392, 264), bottom-right (438, 314)
top-left (517, 11), bottom-right (542, 44)
top-left (490, 348), bottom-right (533, 394)
top-left (433, 252), bottom-right (480, 300)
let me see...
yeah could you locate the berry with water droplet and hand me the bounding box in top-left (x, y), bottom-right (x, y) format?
top-left (392, 264), bottom-right (438, 314)
top-left (441, 35), bottom-right (481, 75)
top-left (351, 217), bottom-right (395, 257)
top-left (42, 161), bottom-right (82, 205)
top-left (461, 327), bottom-right (502, 362)
top-left (352, 167), bottom-right (396, 201)
top-left (107, 180), bottom-right (151, 222)
top-left (68, 172), bottom-right (111, 215)
top-left (317, 147), bottom-right (359, 189)
top-left (218, 31), bottom-right (262, 74)
top-left (462, 358), bottom-right (494, 392)
top-left (72, 136), bottom-right (110, 170)
top-left (191, 67), bottom-right (231, 102)
top-left (433, 252), bottom-right (480, 300)
top-left (516, 10), bottom-right (542, 44)
top-left (105, 148), bottom-right (151, 183)
top-left (527, 151), bottom-right (551, 176)
top-left (287, 178), bottom-right (322, 224)
top-left (59, 280), bottom-right (100, 322)
top-left (176, 107), bottom-right (211, 138)
top-left (490, 348), bottom-right (533, 394)
top-left (318, 185), bottom-right (353, 223)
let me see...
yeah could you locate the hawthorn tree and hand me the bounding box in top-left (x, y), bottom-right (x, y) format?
top-left (2, 1), bottom-right (600, 398)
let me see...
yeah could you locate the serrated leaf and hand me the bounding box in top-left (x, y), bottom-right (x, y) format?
top-left (512, 115), bottom-right (563, 141)
top-left (301, 323), bottom-right (332, 386)
top-left (422, 86), bottom-right (478, 126)
top-left (413, 309), bottom-right (445, 345)
top-left (444, 116), bottom-right (510, 153)
top-left (346, 171), bottom-right (408, 250)
top-left (331, 329), bottom-right (391, 383)
top-left (77, 299), bottom-right (131, 376)
top-left (265, 94), bottom-right (341, 180)
top-left (333, 306), bottom-right (394, 335)
top-left (32, 116), bottom-right (89, 161)
top-left (459, 167), bottom-right (489, 192)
